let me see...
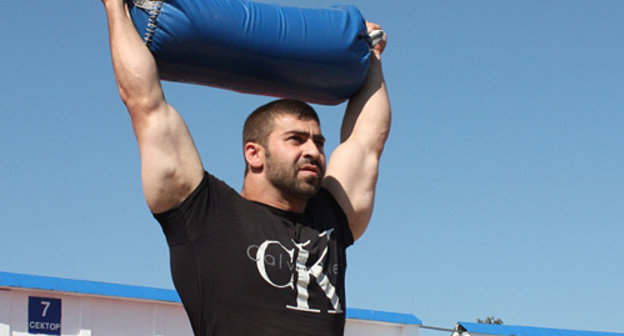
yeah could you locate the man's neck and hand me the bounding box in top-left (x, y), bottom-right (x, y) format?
top-left (241, 179), bottom-right (308, 214)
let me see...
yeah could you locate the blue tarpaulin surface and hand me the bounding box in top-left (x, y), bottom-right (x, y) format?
top-left (128, 0), bottom-right (371, 105)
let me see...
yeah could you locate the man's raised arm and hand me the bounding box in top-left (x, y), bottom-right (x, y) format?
top-left (323, 22), bottom-right (391, 241)
top-left (102, 0), bottom-right (204, 213)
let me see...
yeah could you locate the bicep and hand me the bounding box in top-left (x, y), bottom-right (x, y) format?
top-left (323, 141), bottom-right (380, 241)
top-left (131, 102), bottom-right (204, 214)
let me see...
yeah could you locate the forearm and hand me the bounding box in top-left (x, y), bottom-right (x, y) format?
top-left (104, 0), bottom-right (164, 111)
top-left (341, 55), bottom-right (392, 157)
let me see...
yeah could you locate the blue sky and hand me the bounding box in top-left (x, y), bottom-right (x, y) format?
top-left (1, 0), bottom-right (623, 333)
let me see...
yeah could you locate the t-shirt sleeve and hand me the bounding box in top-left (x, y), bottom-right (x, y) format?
top-left (152, 171), bottom-right (237, 246)
top-left (316, 188), bottom-right (354, 248)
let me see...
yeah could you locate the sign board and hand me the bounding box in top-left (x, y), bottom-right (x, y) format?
top-left (28, 297), bottom-right (61, 335)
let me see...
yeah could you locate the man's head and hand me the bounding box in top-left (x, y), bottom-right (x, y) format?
top-left (243, 99), bottom-right (320, 150)
top-left (242, 99), bottom-right (326, 200)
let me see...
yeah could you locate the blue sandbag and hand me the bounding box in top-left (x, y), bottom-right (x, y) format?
top-left (128, 0), bottom-right (372, 105)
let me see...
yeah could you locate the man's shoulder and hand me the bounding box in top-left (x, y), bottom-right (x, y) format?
top-left (306, 188), bottom-right (346, 220)
top-left (155, 171), bottom-right (240, 216)
top-left (309, 187), bottom-right (338, 206)
top-left (305, 188), bottom-right (354, 246)
top-left (202, 171), bottom-right (243, 195)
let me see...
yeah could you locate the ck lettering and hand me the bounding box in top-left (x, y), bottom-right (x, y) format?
top-left (249, 229), bottom-right (342, 314)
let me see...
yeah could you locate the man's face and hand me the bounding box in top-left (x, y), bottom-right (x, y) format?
top-left (264, 115), bottom-right (326, 200)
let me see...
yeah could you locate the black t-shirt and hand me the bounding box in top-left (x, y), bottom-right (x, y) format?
top-left (154, 172), bottom-right (354, 335)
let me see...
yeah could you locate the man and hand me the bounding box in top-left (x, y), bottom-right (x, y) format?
top-left (102, 0), bottom-right (390, 334)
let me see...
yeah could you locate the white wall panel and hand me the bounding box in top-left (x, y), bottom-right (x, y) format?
top-left (0, 287), bottom-right (415, 336)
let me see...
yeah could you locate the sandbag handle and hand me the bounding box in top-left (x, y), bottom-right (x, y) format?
top-left (367, 30), bottom-right (385, 49)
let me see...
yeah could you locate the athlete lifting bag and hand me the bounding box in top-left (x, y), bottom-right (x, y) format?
top-left (128, 0), bottom-right (374, 105)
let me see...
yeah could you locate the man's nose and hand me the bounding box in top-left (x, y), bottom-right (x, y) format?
top-left (302, 139), bottom-right (322, 159)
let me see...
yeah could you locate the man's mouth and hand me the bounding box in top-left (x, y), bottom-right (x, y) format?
top-left (300, 166), bottom-right (319, 175)
top-left (298, 162), bottom-right (322, 176)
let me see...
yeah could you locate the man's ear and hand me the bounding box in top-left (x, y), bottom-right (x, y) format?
top-left (244, 142), bottom-right (264, 172)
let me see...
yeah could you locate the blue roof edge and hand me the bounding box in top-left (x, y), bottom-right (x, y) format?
top-left (0, 271), bottom-right (180, 303)
top-left (347, 308), bottom-right (423, 325)
top-left (458, 321), bottom-right (624, 336)
top-left (0, 271), bottom-right (422, 326)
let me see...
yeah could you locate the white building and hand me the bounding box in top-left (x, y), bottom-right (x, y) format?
top-left (0, 271), bottom-right (421, 336)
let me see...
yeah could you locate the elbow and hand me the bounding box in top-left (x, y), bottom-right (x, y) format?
top-left (119, 86), bottom-right (165, 118)
top-left (368, 127), bottom-right (391, 159)
top-left (366, 109), bottom-right (392, 157)
top-left (375, 136), bottom-right (389, 159)
top-left (376, 114), bottom-right (392, 157)
top-left (345, 129), bottom-right (390, 161)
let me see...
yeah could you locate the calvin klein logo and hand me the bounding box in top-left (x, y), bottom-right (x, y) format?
top-left (246, 229), bottom-right (342, 314)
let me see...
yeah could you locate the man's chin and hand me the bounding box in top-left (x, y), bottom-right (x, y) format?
top-left (294, 181), bottom-right (321, 199)
top-left (302, 176), bottom-right (322, 189)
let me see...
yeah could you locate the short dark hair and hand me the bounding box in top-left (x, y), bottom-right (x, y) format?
top-left (242, 99), bottom-right (320, 174)
top-left (243, 99), bottom-right (320, 148)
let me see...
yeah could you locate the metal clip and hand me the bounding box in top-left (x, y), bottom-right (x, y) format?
top-left (367, 30), bottom-right (385, 49)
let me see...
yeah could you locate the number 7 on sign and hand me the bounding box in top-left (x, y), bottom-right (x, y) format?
top-left (40, 301), bottom-right (51, 317)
